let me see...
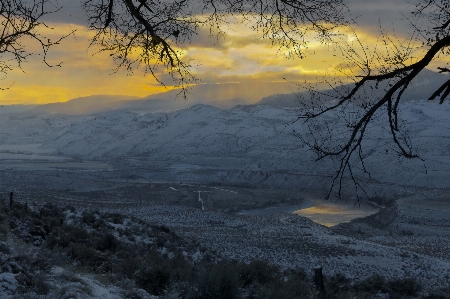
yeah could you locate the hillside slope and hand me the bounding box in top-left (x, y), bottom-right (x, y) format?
top-left (17, 100), bottom-right (448, 196)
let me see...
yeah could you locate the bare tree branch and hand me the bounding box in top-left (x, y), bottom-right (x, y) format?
top-left (82, 0), bottom-right (349, 96)
top-left (296, 1), bottom-right (450, 200)
top-left (0, 0), bottom-right (73, 84)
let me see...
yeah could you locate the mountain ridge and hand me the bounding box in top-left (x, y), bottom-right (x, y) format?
top-left (258, 69), bottom-right (450, 108)
top-left (14, 82), bottom-right (294, 116)
top-left (7, 100), bottom-right (443, 197)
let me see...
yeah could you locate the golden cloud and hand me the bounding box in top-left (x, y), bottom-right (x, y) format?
top-left (0, 23), bottom-right (176, 105)
top-left (0, 20), bottom-right (437, 105)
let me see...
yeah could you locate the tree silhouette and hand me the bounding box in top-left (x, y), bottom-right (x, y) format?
top-left (82, 0), bottom-right (348, 96)
top-left (4, 1), bottom-right (447, 199)
top-left (0, 0), bottom-right (71, 90)
top-left (295, 0), bottom-right (450, 200)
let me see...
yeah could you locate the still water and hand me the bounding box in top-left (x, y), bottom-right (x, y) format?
top-left (293, 201), bottom-right (379, 227)
top-left (238, 198), bottom-right (379, 227)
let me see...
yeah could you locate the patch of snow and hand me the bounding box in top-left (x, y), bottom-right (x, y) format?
top-left (0, 273), bottom-right (17, 296)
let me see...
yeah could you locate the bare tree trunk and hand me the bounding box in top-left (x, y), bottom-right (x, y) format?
top-left (9, 192), bottom-right (13, 207)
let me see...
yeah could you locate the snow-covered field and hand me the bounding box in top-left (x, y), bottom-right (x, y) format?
top-left (0, 98), bottom-right (449, 297)
top-left (1, 100), bottom-right (449, 197)
top-left (2, 184), bottom-right (449, 297)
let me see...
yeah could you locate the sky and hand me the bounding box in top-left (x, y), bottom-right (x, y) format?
top-left (0, 0), bottom-right (440, 105)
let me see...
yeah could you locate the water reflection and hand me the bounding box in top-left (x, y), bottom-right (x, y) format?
top-left (236, 196), bottom-right (379, 227)
top-left (294, 202), bottom-right (378, 227)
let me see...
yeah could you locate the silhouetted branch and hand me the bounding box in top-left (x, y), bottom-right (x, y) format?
top-left (297, 7), bottom-right (450, 199)
top-left (83, 0), bottom-right (349, 95)
top-left (0, 0), bottom-right (72, 82)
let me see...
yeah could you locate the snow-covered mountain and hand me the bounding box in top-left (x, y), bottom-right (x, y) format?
top-left (258, 69), bottom-right (450, 108)
top-left (0, 104), bottom-right (36, 115)
top-left (114, 82), bottom-right (294, 111)
top-left (2, 98), bottom-right (448, 198)
top-left (25, 95), bottom-right (139, 115)
top-left (10, 82), bottom-right (294, 116)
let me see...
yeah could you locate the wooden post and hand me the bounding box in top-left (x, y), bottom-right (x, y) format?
top-left (9, 192), bottom-right (13, 207)
top-left (314, 267), bottom-right (325, 298)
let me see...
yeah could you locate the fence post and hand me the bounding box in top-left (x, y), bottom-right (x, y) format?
top-left (9, 192), bottom-right (13, 207)
top-left (314, 267), bottom-right (326, 298)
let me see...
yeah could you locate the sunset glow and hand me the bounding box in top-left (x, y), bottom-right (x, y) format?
top-left (0, 20), bottom-right (425, 105)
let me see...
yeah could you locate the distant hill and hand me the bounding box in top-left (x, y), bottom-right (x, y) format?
top-left (106, 82), bottom-right (295, 113)
top-left (0, 104), bottom-right (37, 115)
top-left (16, 70), bottom-right (448, 116)
top-left (258, 69), bottom-right (450, 108)
top-left (25, 95), bottom-right (139, 115)
top-left (25, 101), bottom-right (449, 194)
top-left (22, 82), bottom-right (295, 116)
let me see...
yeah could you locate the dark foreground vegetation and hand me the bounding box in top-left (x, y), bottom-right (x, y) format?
top-left (0, 201), bottom-right (449, 298)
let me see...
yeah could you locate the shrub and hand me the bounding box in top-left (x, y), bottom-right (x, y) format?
top-left (249, 278), bottom-right (313, 299)
top-left (354, 273), bottom-right (386, 294)
top-left (183, 263), bottom-right (240, 299)
top-left (65, 205), bottom-right (76, 213)
top-left (423, 295), bottom-right (450, 299)
top-left (327, 273), bottom-right (352, 294)
top-left (237, 260), bottom-right (280, 287)
top-left (159, 225), bottom-right (171, 233)
top-left (29, 223), bottom-right (47, 239)
top-left (387, 277), bottom-right (422, 296)
top-left (96, 233), bottom-right (118, 252)
top-left (45, 225), bottom-right (90, 249)
top-left (92, 217), bottom-right (106, 229)
top-left (422, 283), bottom-right (450, 299)
top-left (69, 243), bottom-right (100, 267)
top-left (121, 288), bottom-right (150, 299)
top-left (400, 230), bottom-right (414, 236)
top-left (156, 235), bottom-right (168, 247)
top-left (39, 203), bottom-right (63, 219)
top-left (113, 257), bottom-right (142, 279)
top-left (136, 266), bottom-right (171, 296)
top-left (33, 274), bottom-right (51, 295)
top-left (105, 212), bottom-right (124, 225)
top-left (0, 241), bottom-right (10, 254)
top-left (82, 211), bottom-right (96, 225)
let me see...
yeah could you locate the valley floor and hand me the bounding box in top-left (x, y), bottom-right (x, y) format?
top-left (1, 171), bottom-right (449, 293)
top-left (114, 194), bottom-right (450, 290)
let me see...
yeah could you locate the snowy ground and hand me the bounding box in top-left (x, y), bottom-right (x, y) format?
top-left (0, 100), bottom-right (449, 297)
top-left (1, 174), bottom-right (449, 293)
top-left (118, 201), bottom-right (450, 290)
top-left (0, 101), bottom-right (449, 198)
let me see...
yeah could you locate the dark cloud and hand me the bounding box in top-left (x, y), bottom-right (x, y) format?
top-left (40, 1), bottom-right (417, 39)
top-left (9, 0), bottom-right (425, 104)
top-left (345, 0), bottom-right (416, 36)
top-left (41, 1), bottom-right (88, 25)
top-left (185, 27), bottom-right (229, 50)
